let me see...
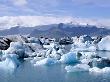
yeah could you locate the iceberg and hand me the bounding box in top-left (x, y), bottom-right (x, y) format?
top-left (98, 36), bottom-right (110, 51)
top-left (27, 37), bottom-right (40, 43)
top-left (80, 52), bottom-right (97, 59)
top-left (88, 57), bottom-right (110, 68)
top-left (65, 64), bottom-right (90, 72)
top-left (60, 52), bottom-right (78, 64)
top-left (76, 51), bottom-right (97, 63)
top-left (34, 58), bottom-right (58, 66)
top-left (42, 42), bottom-right (65, 60)
top-left (4, 42), bottom-right (25, 58)
top-left (89, 67), bottom-right (101, 73)
top-left (71, 38), bottom-right (96, 52)
top-left (4, 42), bottom-right (42, 58)
top-left (0, 54), bottom-right (20, 70)
top-left (49, 48), bottom-right (62, 60)
top-left (25, 43), bottom-right (43, 55)
top-left (89, 67), bottom-right (110, 74)
top-left (80, 59), bottom-right (92, 64)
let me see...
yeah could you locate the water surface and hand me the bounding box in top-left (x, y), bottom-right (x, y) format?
top-left (0, 51), bottom-right (110, 82)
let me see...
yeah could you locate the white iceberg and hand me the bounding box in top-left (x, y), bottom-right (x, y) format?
top-left (4, 42), bottom-right (41, 58)
top-left (25, 43), bottom-right (43, 55)
top-left (60, 52), bottom-right (78, 64)
top-left (71, 40), bottom-right (96, 52)
top-left (89, 67), bottom-right (101, 73)
top-left (71, 35), bottom-right (96, 52)
top-left (34, 57), bottom-right (58, 66)
top-left (98, 36), bottom-right (110, 51)
top-left (80, 52), bottom-right (97, 59)
top-left (27, 37), bottom-right (40, 43)
top-left (0, 54), bottom-right (20, 70)
top-left (80, 59), bottom-right (92, 64)
top-left (89, 67), bottom-right (110, 74)
top-left (49, 48), bottom-right (61, 60)
top-left (4, 42), bottom-right (25, 58)
top-left (44, 43), bottom-right (64, 60)
top-left (65, 64), bottom-right (90, 72)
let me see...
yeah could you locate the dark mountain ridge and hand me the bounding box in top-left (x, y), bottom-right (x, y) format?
top-left (0, 23), bottom-right (110, 38)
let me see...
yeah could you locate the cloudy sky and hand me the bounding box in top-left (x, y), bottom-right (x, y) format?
top-left (0, 0), bottom-right (110, 18)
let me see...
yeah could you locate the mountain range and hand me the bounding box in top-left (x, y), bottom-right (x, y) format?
top-left (0, 23), bottom-right (110, 38)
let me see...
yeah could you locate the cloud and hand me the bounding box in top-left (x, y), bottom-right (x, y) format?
top-left (0, 4), bottom-right (17, 16)
top-left (72, 0), bottom-right (110, 7)
top-left (0, 16), bottom-right (110, 30)
top-left (10, 0), bottom-right (27, 6)
top-left (34, 0), bottom-right (59, 7)
top-left (0, 0), bottom-right (110, 18)
top-left (0, 16), bottom-right (73, 29)
top-left (3, 0), bottom-right (62, 16)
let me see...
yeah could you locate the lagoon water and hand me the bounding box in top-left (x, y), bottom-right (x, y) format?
top-left (0, 51), bottom-right (110, 82)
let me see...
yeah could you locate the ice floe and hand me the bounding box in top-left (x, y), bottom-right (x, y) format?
top-left (34, 57), bottom-right (58, 66)
top-left (0, 54), bottom-right (20, 70)
top-left (89, 67), bottom-right (110, 74)
top-left (65, 64), bottom-right (90, 72)
top-left (98, 36), bottom-right (110, 51)
top-left (60, 52), bottom-right (78, 64)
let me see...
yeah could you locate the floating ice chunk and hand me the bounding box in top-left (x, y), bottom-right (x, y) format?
top-left (53, 54), bottom-right (61, 60)
top-left (88, 46), bottom-right (97, 51)
top-left (0, 54), bottom-right (20, 70)
top-left (80, 52), bottom-right (97, 59)
top-left (88, 57), bottom-right (110, 68)
top-left (36, 50), bottom-right (46, 57)
top-left (80, 59), bottom-right (92, 64)
top-left (50, 48), bottom-right (57, 57)
top-left (60, 52), bottom-right (78, 64)
top-left (10, 42), bottom-right (23, 49)
top-left (5, 42), bottom-right (24, 53)
top-left (89, 67), bottom-right (110, 74)
top-left (26, 43), bottom-right (43, 52)
top-left (89, 67), bottom-right (101, 73)
top-left (4, 42), bottom-right (27, 58)
top-left (44, 48), bottom-right (52, 57)
top-left (71, 36), bottom-right (96, 52)
top-left (71, 43), bottom-right (96, 52)
top-left (57, 49), bottom-right (64, 56)
top-left (103, 67), bottom-right (110, 73)
top-left (27, 37), bottom-right (39, 43)
top-left (43, 42), bottom-right (59, 49)
top-left (49, 48), bottom-right (61, 60)
top-left (65, 64), bottom-right (90, 72)
top-left (43, 45), bottom-right (52, 49)
top-left (30, 56), bottom-right (45, 64)
top-left (34, 58), bottom-right (57, 66)
top-left (98, 36), bottom-right (110, 51)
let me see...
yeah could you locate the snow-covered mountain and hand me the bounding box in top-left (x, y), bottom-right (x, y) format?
top-left (30, 23), bottom-right (110, 38)
top-left (0, 23), bottom-right (110, 38)
top-left (0, 16), bottom-right (110, 30)
top-left (0, 16), bottom-right (110, 37)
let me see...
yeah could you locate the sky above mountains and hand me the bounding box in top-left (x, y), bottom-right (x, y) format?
top-left (0, 0), bottom-right (110, 19)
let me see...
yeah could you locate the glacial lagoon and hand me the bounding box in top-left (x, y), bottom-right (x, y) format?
top-left (0, 51), bottom-right (110, 82)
